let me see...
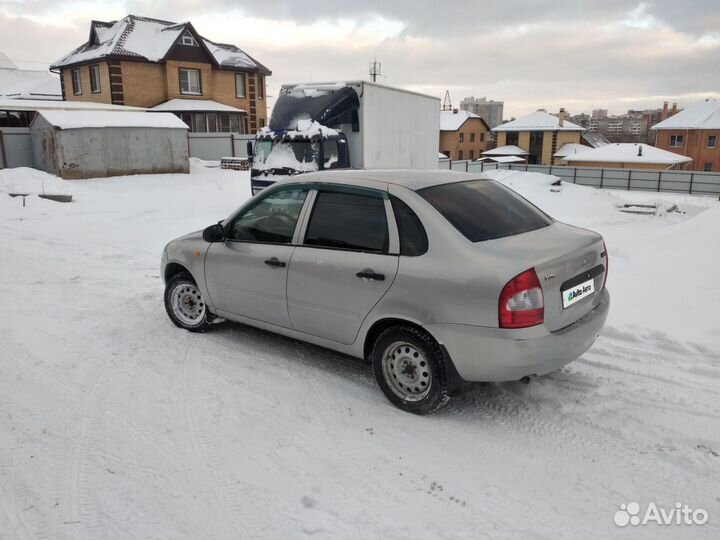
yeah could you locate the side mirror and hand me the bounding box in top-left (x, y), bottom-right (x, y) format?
top-left (246, 141), bottom-right (254, 158)
top-left (202, 223), bottom-right (225, 243)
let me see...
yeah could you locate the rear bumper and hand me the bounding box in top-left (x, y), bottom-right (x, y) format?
top-left (424, 288), bottom-right (610, 382)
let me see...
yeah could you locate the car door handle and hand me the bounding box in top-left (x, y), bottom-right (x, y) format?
top-left (264, 257), bottom-right (287, 268)
top-left (356, 270), bottom-right (385, 281)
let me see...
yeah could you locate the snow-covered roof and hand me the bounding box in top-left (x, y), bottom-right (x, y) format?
top-left (33, 110), bottom-right (188, 130)
top-left (0, 58), bottom-right (62, 101)
top-left (652, 98), bottom-right (720, 130)
top-left (150, 99), bottom-right (246, 113)
top-left (493, 110), bottom-right (585, 132)
top-left (563, 143), bottom-right (692, 165)
top-left (482, 145), bottom-right (529, 156)
top-left (554, 143), bottom-right (591, 158)
top-left (440, 109), bottom-right (488, 131)
top-left (582, 131), bottom-right (610, 148)
top-left (0, 98), bottom-right (144, 112)
top-left (51, 15), bottom-right (271, 75)
top-left (476, 155), bottom-right (526, 163)
top-left (0, 52), bottom-right (18, 70)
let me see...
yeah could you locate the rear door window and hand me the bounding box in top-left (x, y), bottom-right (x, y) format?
top-left (390, 196), bottom-right (428, 256)
top-left (418, 180), bottom-right (551, 242)
top-left (304, 190), bottom-right (389, 253)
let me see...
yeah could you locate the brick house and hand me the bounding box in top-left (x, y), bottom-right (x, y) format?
top-left (50, 15), bottom-right (271, 134)
top-left (439, 109), bottom-right (490, 161)
top-left (652, 98), bottom-right (720, 173)
top-left (492, 109), bottom-right (584, 165)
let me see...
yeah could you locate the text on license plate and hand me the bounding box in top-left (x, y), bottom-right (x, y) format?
top-left (562, 278), bottom-right (595, 308)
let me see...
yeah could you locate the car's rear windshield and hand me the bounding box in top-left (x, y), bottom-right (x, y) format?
top-left (418, 180), bottom-right (552, 242)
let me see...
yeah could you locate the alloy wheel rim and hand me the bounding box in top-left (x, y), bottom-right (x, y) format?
top-left (382, 341), bottom-right (432, 402)
top-left (171, 283), bottom-right (206, 326)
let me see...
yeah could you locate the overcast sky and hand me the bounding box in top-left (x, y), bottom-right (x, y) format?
top-left (1, 0), bottom-right (719, 118)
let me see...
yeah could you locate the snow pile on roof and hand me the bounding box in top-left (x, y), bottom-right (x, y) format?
top-left (0, 52), bottom-right (18, 70)
top-left (482, 145), bottom-right (529, 156)
top-left (563, 143), bottom-right (692, 165)
top-left (51, 15), bottom-right (270, 74)
top-left (0, 56), bottom-right (62, 100)
top-left (493, 110), bottom-right (585, 132)
top-left (150, 99), bottom-right (246, 113)
top-left (476, 155), bottom-right (526, 163)
top-left (554, 143), bottom-right (591, 158)
top-left (440, 109), bottom-right (483, 131)
top-left (286, 82), bottom-right (347, 98)
top-left (0, 167), bottom-right (71, 195)
top-left (35, 110), bottom-right (188, 130)
top-left (652, 98), bottom-right (720, 130)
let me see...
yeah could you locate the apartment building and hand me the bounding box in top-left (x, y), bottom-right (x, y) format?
top-left (459, 96), bottom-right (504, 129)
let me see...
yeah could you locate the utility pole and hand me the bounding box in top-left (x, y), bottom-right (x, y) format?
top-left (369, 57), bottom-right (382, 82)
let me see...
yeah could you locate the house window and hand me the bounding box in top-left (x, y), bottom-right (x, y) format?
top-left (458, 150), bottom-right (463, 160)
top-left (180, 32), bottom-right (198, 46)
top-left (193, 113), bottom-right (207, 132)
top-left (704, 163), bottom-right (713, 172)
top-left (257, 75), bottom-right (264, 100)
top-left (669, 135), bottom-right (684, 147)
top-left (459, 132), bottom-right (464, 143)
top-left (235, 73), bottom-right (246, 98)
top-left (207, 114), bottom-right (218, 132)
top-left (506, 132), bottom-right (519, 146)
top-left (178, 112), bottom-right (193, 129)
top-left (470, 132), bottom-right (475, 143)
top-left (243, 117), bottom-right (249, 134)
top-left (708, 135), bottom-right (717, 148)
top-left (89, 65), bottom-right (101, 93)
top-left (480, 132), bottom-right (485, 142)
top-left (179, 68), bottom-right (201, 95)
top-left (71, 69), bottom-right (82, 95)
top-left (259, 118), bottom-right (265, 128)
top-left (469, 150), bottom-right (474, 160)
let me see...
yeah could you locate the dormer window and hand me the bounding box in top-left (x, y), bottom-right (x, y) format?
top-left (180, 31), bottom-right (198, 46)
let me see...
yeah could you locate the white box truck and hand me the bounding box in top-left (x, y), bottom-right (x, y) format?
top-left (249, 81), bottom-right (440, 193)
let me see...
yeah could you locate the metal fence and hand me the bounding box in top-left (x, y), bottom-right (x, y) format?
top-left (0, 128), bottom-right (33, 168)
top-left (439, 159), bottom-right (720, 197)
top-left (188, 133), bottom-right (255, 161)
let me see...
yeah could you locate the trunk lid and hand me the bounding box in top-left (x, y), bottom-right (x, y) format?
top-left (474, 222), bottom-right (606, 332)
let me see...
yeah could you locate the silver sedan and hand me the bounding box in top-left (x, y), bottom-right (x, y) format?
top-left (161, 170), bottom-right (609, 414)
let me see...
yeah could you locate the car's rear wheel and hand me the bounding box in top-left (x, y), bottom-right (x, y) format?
top-left (371, 325), bottom-right (450, 414)
top-left (164, 272), bottom-right (211, 332)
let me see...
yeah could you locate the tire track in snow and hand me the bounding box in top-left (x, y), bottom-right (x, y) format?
top-left (181, 337), bottom-right (252, 540)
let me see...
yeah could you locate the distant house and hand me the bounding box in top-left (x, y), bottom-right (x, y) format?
top-left (439, 109), bottom-right (490, 160)
top-left (652, 98), bottom-right (720, 172)
top-left (50, 15), bottom-right (271, 134)
top-left (562, 143), bottom-right (692, 170)
top-left (480, 145), bottom-right (528, 163)
top-left (492, 109), bottom-right (585, 165)
top-left (0, 52), bottom-right (62, 101)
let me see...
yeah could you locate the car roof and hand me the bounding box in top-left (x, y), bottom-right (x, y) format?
top-left (273, 169), bottom-right (488, 192)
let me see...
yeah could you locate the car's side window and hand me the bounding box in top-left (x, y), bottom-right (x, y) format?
top-left (390, 196), bottom-right (428, 256)
top-left (304, 190), bottom-right (389, 253)
top-left (227, 187), bottom-right (308, 244)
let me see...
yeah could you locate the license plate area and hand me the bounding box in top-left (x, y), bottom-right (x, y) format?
top-left (562, 278), bottom-right (595, 308)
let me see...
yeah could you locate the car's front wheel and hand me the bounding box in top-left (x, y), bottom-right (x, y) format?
top-left (164, 272), bottom-right (211, 332)
top-left (371, 325), bottom-right (450, 414)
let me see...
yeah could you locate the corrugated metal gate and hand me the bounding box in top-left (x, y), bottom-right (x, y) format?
top-left (0, 128), bottom-right (33, 168)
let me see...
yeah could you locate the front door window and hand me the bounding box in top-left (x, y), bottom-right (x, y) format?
top-left (228, 187), bottom-right (308, 244)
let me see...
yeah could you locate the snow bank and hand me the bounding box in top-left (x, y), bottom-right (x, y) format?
top-left (0, 167), bottom-right (71, 195)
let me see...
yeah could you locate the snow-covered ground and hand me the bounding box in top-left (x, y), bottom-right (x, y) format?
top-left (1, 162), bottom-right (719, 539)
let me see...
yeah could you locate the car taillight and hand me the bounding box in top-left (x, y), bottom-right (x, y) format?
top-left (499, 268), bottom-right (544, 329)
top-left (602, 241), bottom-right (609, 290)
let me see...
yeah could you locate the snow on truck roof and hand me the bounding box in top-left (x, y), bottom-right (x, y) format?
top-left (33, 110), bottom-right (188, 130)
top-left (652, 98), bottom-right (720, 130)
top-left (281, 81), bottom-right (441, 101)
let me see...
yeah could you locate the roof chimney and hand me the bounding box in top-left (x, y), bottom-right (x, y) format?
top-left (662, 101), bottom-right (669, 119)
top-left (453, 108), bottom-right (458, 114)
top-left (671, 102), bottom-right (678, 115)
top-left (638, 145), bottom-right (643, 157)
top-left (558, 108), bottom-right (567, 127)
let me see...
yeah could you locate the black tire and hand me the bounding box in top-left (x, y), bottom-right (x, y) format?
top-left (371, 325), bottom-right (450, 414)
top-left (164, 272), bottom-right (212, 332)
